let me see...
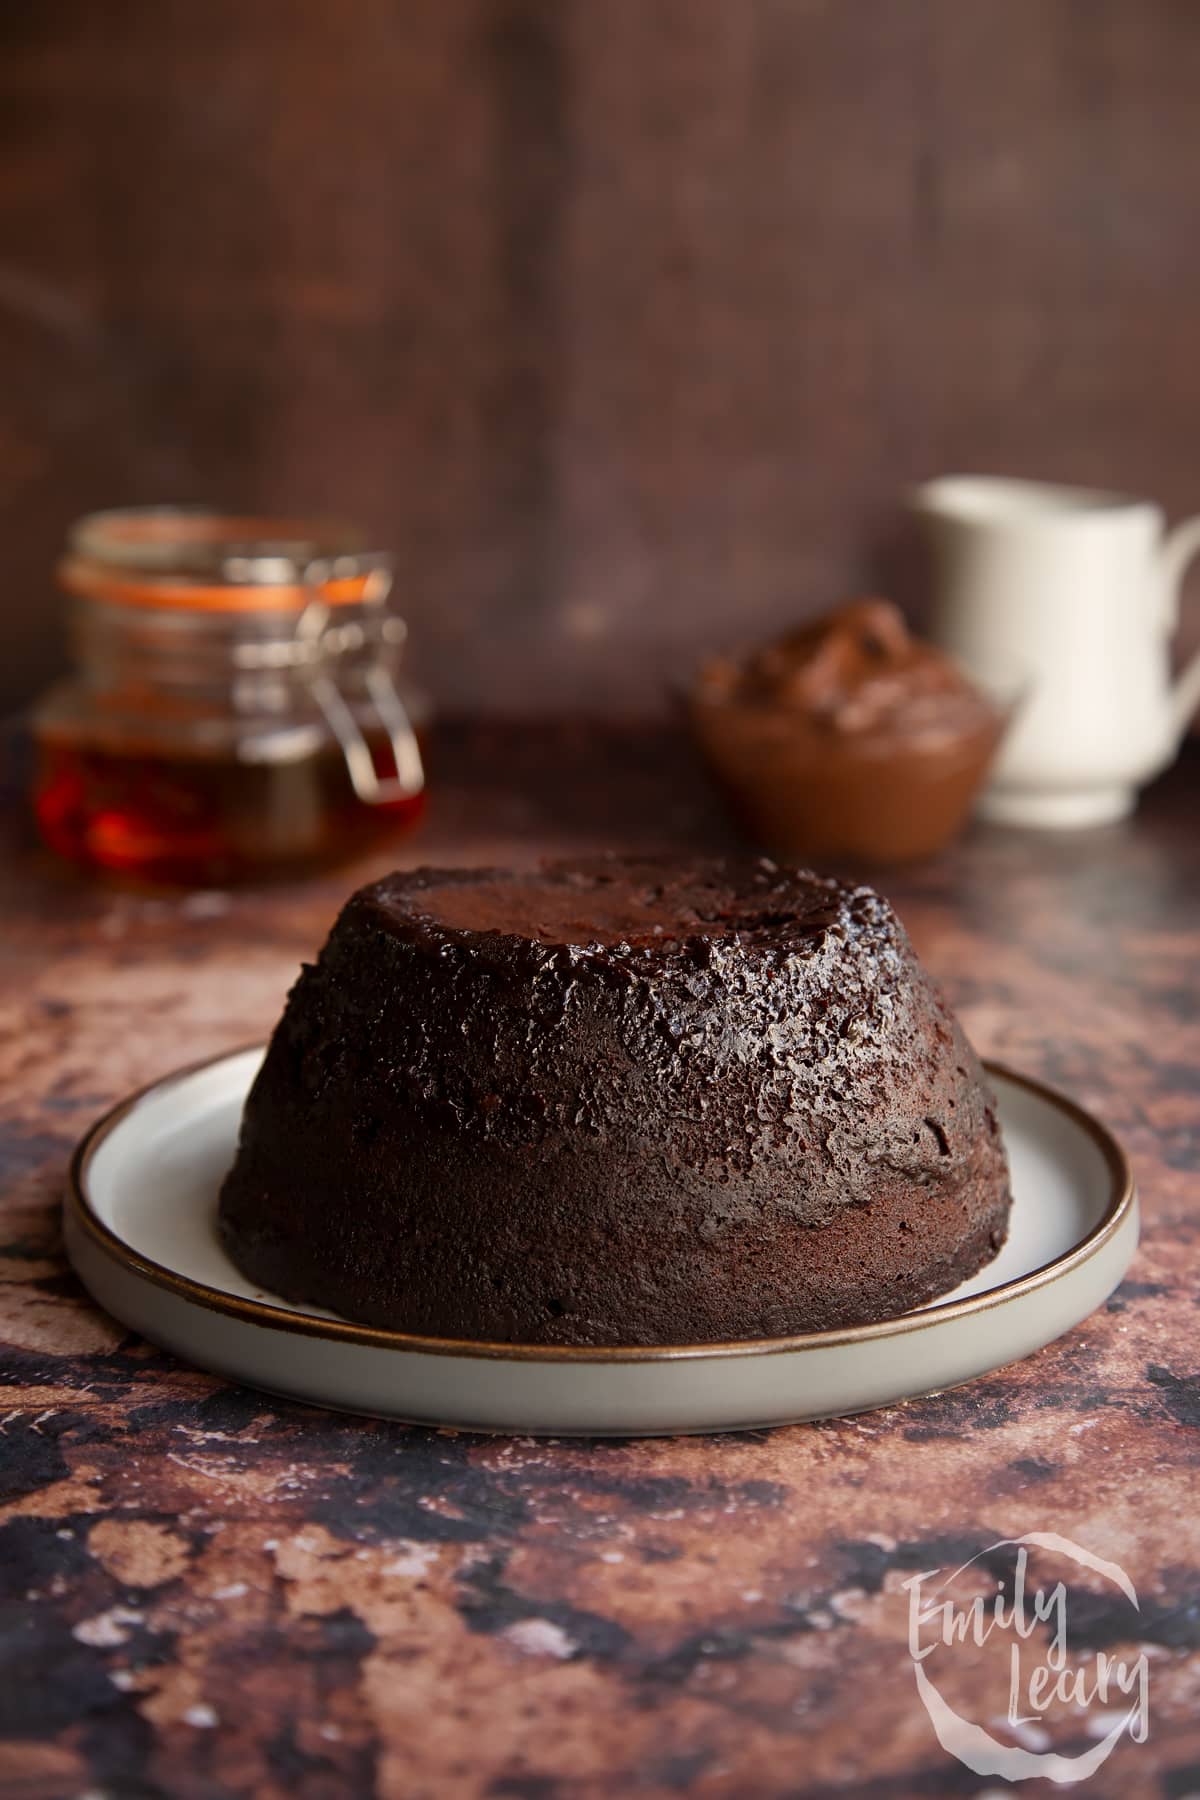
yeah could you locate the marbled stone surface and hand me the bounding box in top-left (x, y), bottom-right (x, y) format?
top-left (1, 724), bottom-right (1197, 1800)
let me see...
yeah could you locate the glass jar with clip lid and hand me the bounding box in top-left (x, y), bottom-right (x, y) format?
top-left (32, 507), bottom-right (429, 884)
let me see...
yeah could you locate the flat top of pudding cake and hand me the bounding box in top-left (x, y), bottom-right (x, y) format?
top-left (364, 858), bottom-right (853, 951)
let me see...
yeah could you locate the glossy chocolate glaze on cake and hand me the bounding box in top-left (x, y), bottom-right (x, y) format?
top-left (218, 857), bottom-right (1011, 1346)
top-left (382, 867), bottom-right (843, 948)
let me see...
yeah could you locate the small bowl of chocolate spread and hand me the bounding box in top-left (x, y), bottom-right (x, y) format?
top-left (686, 599), bottom-right (1015, 863)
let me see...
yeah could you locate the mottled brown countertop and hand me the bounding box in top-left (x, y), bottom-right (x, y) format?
top-left (1, 723), bottom-right (1198, 1800)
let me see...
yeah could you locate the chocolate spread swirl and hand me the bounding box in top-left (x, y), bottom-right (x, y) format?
top-left (688, 601), bottom-right (1006, 860)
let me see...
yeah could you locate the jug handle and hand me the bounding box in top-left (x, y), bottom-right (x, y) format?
top-left (1161, 516), bottom-right (1200, 743)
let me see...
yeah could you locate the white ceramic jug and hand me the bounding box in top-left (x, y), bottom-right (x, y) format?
top-left (913, 476), bottom-right (1200, 827)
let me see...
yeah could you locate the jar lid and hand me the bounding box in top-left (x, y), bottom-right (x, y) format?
top-left (59, 507), bottom-right (391, 613)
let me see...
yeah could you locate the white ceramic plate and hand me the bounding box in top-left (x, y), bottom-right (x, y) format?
top-left (65, 1048), bottom-right (1137, 1436)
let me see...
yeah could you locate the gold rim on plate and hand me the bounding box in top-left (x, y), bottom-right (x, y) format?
top-left (67, 1049), bottom-right (1136, 1365)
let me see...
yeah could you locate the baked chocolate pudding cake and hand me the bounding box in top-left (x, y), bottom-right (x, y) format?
top-left (218, 858), bottom-right (1010, 1345)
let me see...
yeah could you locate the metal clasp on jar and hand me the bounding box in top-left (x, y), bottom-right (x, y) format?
top-left (298, 558), bottom-right (425, 805)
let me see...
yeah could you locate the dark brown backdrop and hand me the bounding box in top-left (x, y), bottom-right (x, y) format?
top-left (3, 0), bottom-right (1200, 716)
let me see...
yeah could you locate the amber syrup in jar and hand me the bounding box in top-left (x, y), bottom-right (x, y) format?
top-left (32, 509), bottom-right (429, 885)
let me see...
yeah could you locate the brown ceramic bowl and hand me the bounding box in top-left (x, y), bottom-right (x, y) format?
top-left (685, 666), bottom-right (1019, 864)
